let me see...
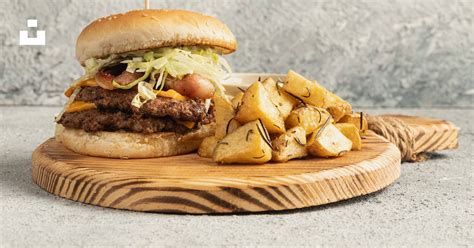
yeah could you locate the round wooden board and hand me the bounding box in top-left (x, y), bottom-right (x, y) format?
top-left (32, 131), bottom-right (401, 214)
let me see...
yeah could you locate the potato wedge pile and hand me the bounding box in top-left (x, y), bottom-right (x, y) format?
top-left (198, 70), bottom-right (368, 164)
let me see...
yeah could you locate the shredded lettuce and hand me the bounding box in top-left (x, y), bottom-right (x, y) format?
top-left (112, 67), bottom-right (152, 90)
top-left (72, 55), bottom-right (119, 86)
top-left (119, 47), bottom-right (231, 97)
top-left (131, 81), bottom-right (156, 108)
top-left (74, 47), bottom-right (230, 97)
top-left (71, 47), bottom-right (232, 108)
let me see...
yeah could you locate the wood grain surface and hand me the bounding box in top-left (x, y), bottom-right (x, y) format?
top-left (32, 131), bottom-right (401, 214)
top-left (382, 115), bottom-right (459, 154)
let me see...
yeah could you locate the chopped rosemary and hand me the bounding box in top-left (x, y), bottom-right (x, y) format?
top-left (246, 129), bottom-right (254, 141)
top-left (315, 116), bottom-right (332, 139)
top-left (235, 102), bottom-right (241, 112)
top-left (258, 119), bottom-right (271, 141)
top-left (337, 150), bottom-right (348, 156)
top-left (226, 118), bottom-right (234, 134)
top-left (257, 120), bottom-right (273, 150)
top-left (315, 107), bottom-right (322, 123)
top-left (294, 137), bottom-right (305, 146)
top-left (253, 153), bottom-right (265, 159)
top-left (302, 87), bottom-right (311, 98)
top-left (284, 90), bottom-right (307, 106)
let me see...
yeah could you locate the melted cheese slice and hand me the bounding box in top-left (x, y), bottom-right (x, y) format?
top-left (64, 79), bottom-right (98, 97)
top-left (66, 101), bottom-right (96, 113)
top-left (155, 89), bottom-right (186, 101)
top-left (178, 121), bottom-right (196, 129)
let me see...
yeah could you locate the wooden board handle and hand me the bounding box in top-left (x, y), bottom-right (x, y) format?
top-left (368, 115), bottom-right (459, 162)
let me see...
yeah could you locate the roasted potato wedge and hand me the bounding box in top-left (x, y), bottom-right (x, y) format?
top-left (198, 136), bottom-right (219, 158)
top-left (283, 70), bottom-right (352, 121)
top-left (213, 120), bottom-right (273, 164)
top-left (261, 78), bottom-right (298, 119)
top-left (213, 95), bottom-right (241, 139)
top-left (307, 122), bottom-right (352, 157)
top-left (324, 92), bottom-right (352, 122)
top-left (231, 92), bottom-right (244, 110)
top-left (338, 112), bottom-right (368, 135)
top-left (283, 70), bottom-right (326, 107)
top-left (234, 81), bottom-right (285, 134)
top-left (271, 127), bottom-right (308, 162)
top-left (199, 95), bottom-right (239, 158)
top-left (285, 106), bottom-right (331, 135)
top-left (334, 123), bottom-right (362, 151)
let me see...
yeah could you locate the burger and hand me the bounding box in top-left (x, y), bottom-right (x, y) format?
top-left (55, 9), bottom-right (237, 158)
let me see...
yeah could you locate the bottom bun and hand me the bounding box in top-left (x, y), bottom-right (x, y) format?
top-left (55, 124), bottom-right (214, 158)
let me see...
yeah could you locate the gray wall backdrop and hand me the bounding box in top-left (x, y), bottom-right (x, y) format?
top-left (1, 0), bottom-right (473, 107)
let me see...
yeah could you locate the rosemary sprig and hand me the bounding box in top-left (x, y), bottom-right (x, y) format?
top-left (256, 119), bottom-right (273, 150)
top-left (226, 118), bottom-right (234, 135)
top-left (302, 87), bottom-right (311, 98)
top-left (246, 129), bottom-right (254, 142)
top-left (315, 116), bottom-right (332, 139)
top-left (294, 137), bottom-right (305, 146)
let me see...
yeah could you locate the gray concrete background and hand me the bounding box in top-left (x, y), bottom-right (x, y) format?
top-left (0, 0), bottom-right (473, 107)
top-left (0, 107), bottom-right (472, 246)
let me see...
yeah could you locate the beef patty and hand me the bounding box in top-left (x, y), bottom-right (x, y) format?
top-left (58, 109), bottom-right (191, 134)
top-left (75, 87), bottom-right (210, 122)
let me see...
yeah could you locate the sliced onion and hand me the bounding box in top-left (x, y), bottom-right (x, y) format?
top-left (204, 98), bottom-right (212, 113)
